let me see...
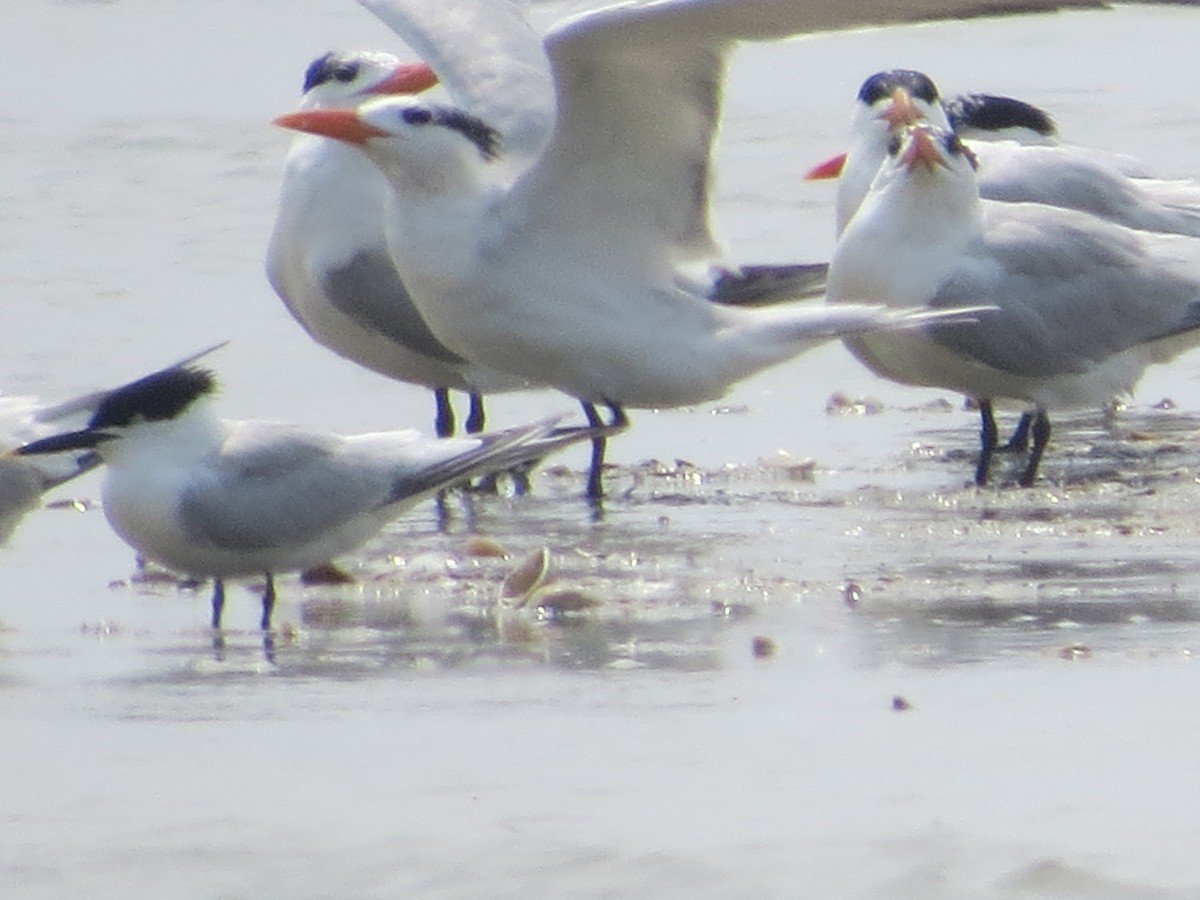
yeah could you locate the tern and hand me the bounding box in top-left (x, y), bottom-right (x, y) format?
top-left (271, 0), bottom-right (1090, 497)
top-left (266, 50), bottom-right (531, 440)
top-left (825, 123), bottom-right (1200, 486)
top-left (811, 68), bottom-right (1200, 453)
top-left (14, 359), bottom-right (618, 631)
top-left (0, 388), bottom-right (104, 543)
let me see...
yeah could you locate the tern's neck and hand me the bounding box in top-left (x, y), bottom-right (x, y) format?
top-left (830, 171), bottom-right (981, 307)
top-left (370, 151), bottom-right (497, 291)
top-left (837, 125), bottom-right (891, 235)
top-left (861, 170), bottom-right (981, 247)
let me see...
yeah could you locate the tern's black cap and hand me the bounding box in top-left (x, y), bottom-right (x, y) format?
top-left (89, 366), bottom-right (217, 430)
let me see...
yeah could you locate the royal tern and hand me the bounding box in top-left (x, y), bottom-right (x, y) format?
top-left (267, 50), bottom-right (534, 440)
top-left (14, 360), bottom-right (618, 631)
top-left (811, 68), bottom-right (1200, 452)
top-left (826, 123), bottom-right (1200, 486)
top-left (273, 0), bottom-right (1107, 496)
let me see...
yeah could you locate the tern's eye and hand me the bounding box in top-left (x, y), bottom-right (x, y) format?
top-left (886, 133), bottom-right (902, 157)
top-left (333, 62), bottom-right (359, 83)
top-left (401, 107), bottom-right (433, 126)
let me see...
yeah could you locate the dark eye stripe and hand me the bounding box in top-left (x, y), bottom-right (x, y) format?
top-left (402, 107), bottom-right (433, 125)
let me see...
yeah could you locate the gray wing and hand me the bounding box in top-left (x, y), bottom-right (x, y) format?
top-left (181, 426), bottom-right (393, 551)
top-left (928, 206), bottom-right (1200, 376)
top-left (978, 145), bottom-right (1200, 237)
top-left (321, 249), bottom-right (465, 364)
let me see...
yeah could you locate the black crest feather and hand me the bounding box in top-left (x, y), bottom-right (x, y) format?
top-left (90, 366), bottom-right (218, 430)
top-left (303, 52), bottom-right (338, 93)
top-left (434, 107), bottom-right (501, 161)
top-left (303, 52), bottom-right (362, 93)
top-left (944, 93), bottom-right (1057, 138)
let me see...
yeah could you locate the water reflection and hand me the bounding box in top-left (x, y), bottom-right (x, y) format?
top-left (82, 399), bottom-right (1200, 682)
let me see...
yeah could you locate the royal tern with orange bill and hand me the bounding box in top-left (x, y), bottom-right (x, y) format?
top-left (810, 68), bottom-right (1200, 452)
top-left (267, 50), bottom-right (532, 440)
top-left (826, 123), bottom-right (1200, 486)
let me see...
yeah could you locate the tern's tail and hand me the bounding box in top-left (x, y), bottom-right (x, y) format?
top-left (799, 302), bottom-right (995, 340)
top-left (385, 415), bottom-right (623, 503)
top-left (708, 262), bottom-right (830, 306)
top-left (735, 301), bottom-right (994, 353)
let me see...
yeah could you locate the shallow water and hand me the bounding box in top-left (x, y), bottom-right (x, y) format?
top-left (6, 2), bottom-right (1200, 897)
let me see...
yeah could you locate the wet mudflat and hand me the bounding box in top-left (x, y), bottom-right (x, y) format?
top-left (5, 2), bottom-right (1200, 897)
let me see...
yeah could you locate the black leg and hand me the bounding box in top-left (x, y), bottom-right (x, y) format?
top-left (510, 462), bottom-right (532, 497)
top-left (465, 392), bottom-right (485, 434)
top-left (472, 471), bottom-right (502, 494)
top-left (1000, 412), bottom-right (1033, 453)
top-left (1019, 409), bottom-right (1051, 487)
top-left (606, 402), bottom-right (629, 429)
top-left (434, 488), bottom-right (452, 533)
top-left (582, 401), bottom-right (607, 500)
top-left (434, 387), bottom-right (455, 438)
top-left (262, 631), bottom-right (276, 665)
top-left (210, 578), bottom-right (226, 630)
top-left (581, 401), bottom-right (628, 501)
top-left (975, 399), bottom-right (998, 486)
top-left (260, 573), bottom-right (277, 631)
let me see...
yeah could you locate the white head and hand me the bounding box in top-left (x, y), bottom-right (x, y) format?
top-left (275, 97), bottom-right (503, 195)
top-left (858, 123), bottom-right (981, 225)
top-left (834, 70), bottom-right (951, 232)
top-left (298, 51), bottom-right (438, 110)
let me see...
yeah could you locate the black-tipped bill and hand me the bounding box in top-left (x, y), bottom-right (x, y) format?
top-left (14, 429), bottom-right (115, 456)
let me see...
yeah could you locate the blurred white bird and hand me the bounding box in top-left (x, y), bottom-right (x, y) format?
top-left (271, 0), bottom-right (1085, 497)
top-left (14, 359), bottom-right (617, 631)
top-left (0, 389), bottom-right (103, 543)
top-left (826, 123), bottom-right (1200, 485)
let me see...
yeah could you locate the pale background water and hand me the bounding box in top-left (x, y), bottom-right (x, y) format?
top-left (5, 2), bottom-right (1200, 897)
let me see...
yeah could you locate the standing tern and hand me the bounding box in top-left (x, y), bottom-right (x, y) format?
top-left (811, 68), bottom-right (1200, 451)
top-left (826, 123), bottom-right (1200, 486)
top-left (271, 0), bottom-right (1107, 497)
top-left (14, 360), bottom-right (618, 631)
top-left (266, 50), bottom-right (531, 440)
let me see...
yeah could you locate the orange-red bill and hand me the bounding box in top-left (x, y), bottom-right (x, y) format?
top-left (273, 108), bottom-right (389, 145)
top-left (880, 87), bottom-right (922, 129)
top-left (900, 126), bottom-right (945, 171)
top-left (368, 61), bottom-right (439, 96)
top-left (804, 152), bottom-right (847, 180)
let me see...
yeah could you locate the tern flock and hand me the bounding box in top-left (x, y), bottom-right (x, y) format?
top-left (11, 0), bottom-right (1200, 633)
